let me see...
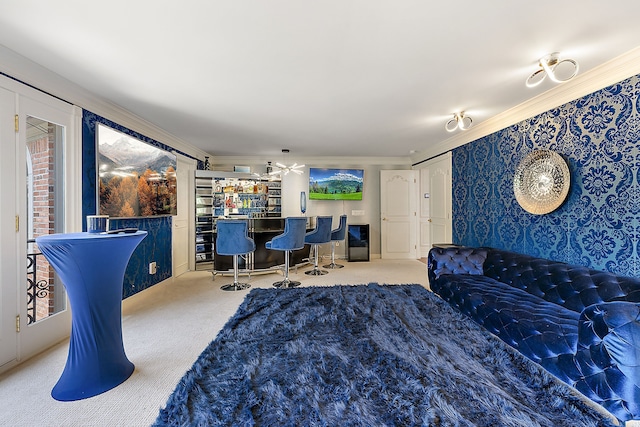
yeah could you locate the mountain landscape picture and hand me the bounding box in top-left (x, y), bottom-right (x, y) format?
top-left (309, 168), bottom-right (364, 200)
top-left (98, 124), bottom-right (177, 217)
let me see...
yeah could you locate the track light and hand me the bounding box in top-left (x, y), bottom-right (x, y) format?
top-left (445, 112), bottom-right (472, 132)
top-left (526, 52), bottom-right (579, 88)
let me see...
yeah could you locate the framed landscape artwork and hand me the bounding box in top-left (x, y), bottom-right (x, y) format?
top-left (97, 124), bottom-right (177, 217)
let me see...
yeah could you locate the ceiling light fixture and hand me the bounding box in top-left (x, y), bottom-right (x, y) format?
top-left (269, 149), bottom-right (305, 176)
top-left (445, 112), bottom-right (472, 132)
top-left (526, 52), bottom-right (579, 88)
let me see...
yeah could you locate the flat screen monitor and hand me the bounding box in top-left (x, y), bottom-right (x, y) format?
top-left (309, 168), bottom-right (364, 200)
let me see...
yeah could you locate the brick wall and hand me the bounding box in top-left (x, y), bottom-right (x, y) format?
top-left (28, 124), bottom-right (56, 321)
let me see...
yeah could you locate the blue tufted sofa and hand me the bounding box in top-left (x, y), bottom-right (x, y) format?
top-left (427, 246), bottom-right (640, 423)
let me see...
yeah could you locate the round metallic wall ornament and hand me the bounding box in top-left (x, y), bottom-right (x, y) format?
top-left (513, 149), bottom-right (570, 215)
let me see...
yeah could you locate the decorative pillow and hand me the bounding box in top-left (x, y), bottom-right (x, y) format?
top-left (431, 247), bottom-right (488, 278)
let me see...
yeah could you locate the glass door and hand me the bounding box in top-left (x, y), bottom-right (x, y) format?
top-left (25, 116), bottom-right (67, 324)
top-left (15, 93), bottom-right (78, 362)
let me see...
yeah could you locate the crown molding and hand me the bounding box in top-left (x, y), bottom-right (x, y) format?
top-left (0, 44), bottom-right (209, 160)
top-left (412, 46), bottom-right (640, 163)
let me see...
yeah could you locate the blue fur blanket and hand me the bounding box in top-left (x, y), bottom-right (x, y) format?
top-left (154, 284), bottom-right (615, 426)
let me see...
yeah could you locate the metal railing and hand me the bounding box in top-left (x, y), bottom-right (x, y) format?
top-left (26, 239), bottom-right (50, 325)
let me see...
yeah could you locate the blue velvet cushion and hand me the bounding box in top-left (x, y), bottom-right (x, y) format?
top-left (215, 220), bottom-right (255, 256)
top-left (429, 246), bottom-right (640, 422)
top-left (428, 247), bottom-right (487, 278)
top-left (430, 274), bottom-right (580, 381)
top-left (581, 302), bottom-right (640, 380)
top-left (603, 307), bottom-right (640, 385)
top-left (574, 302), bottom-right (640, 419)
top-left (304, 216), bottom-right (333, 244)
top-left (481, 249), bottom-right (635, 313)
top-left (265, 217), bottom-right (306, 251)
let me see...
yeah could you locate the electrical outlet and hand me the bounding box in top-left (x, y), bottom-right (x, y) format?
top-left (149, 262), bottom-right (157, 275)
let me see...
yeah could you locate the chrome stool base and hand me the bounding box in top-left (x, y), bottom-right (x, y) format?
top-left (323, 262), bottom-right (344, 269)
top-left (221, 282), bottom-right (251, 291)
top-left (305, 268), bottom-right (328, 276)
top-left (273, 279), bottom-right (301, 288)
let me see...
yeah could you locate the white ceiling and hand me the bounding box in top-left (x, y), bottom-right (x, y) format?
top-left (1, 1), bottom-right (640, 159)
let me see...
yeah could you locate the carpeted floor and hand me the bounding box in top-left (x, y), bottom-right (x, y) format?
top-left (0, 260), bottom-right (429, 426)
top-left (154, 283), bottom-right (616, 427)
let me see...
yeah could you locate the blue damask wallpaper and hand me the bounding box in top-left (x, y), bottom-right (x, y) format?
top-left (82, 110), bottom-right (196, 298)
top-left (453, 74), bottom-right (640, 277)
top-left (109, 217), bottom-right (173, 298)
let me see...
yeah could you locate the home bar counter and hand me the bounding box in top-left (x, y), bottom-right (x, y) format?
top-left (213, 216), bottom-right (312, 274)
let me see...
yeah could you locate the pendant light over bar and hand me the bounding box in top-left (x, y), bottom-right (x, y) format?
top-left (269, 149), bottom-right (305, 176)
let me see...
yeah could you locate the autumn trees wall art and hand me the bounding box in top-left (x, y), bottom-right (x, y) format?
top-left (98, 124), bottom-right (177, 217)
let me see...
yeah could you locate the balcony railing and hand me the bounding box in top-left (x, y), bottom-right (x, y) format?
top-left (27, 239), bottom-right (50, 325)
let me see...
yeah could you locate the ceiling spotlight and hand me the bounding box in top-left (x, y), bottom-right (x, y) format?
top-left (445, 112), bottom-right (472, 132)
top-left (526, 52), bottom-right (579, 88)
top-left (268, 149), bottom-right (305, 176)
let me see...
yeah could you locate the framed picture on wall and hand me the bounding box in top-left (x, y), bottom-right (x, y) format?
top-left (97, 124), bottom-right (177, 217)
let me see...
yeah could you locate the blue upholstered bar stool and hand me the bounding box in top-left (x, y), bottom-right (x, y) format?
top-left (304, 215), bottom-right (333, 276)
top-left (265, 217), bottom-right (307, 288)
top-left (323, 214), bottom-right (347, 269)
top-left (215, 219), bottom-right (255, 291)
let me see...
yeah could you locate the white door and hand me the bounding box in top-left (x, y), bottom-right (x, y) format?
top-left (17, 94), bottom-right (78, 362)
top-left (418, 164), bottom-right (431, 258)
top-left (173, 154), bottom-right (195, 276)
top-left (416, 153), bottom-right (452, 257)
top-left (0, 77), bottom-right (81, 373)
top-left (0, 87), bottom-right (18, 368)
top-left (429, 154), bottom-right (452, 246)
top-left (380, 170), bottom-right (417, 259)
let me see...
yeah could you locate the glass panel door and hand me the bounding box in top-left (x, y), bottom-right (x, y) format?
top-left (17, 94), bottom-right (74, 361)
top-left (26, 116), bottom-right (66, 324)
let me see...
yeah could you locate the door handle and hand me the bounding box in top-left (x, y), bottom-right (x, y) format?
top-left (428, 218), bottom-right (432, 222)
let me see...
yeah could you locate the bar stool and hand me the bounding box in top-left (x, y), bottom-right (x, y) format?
top-left (304, 215), bottom-right (333, 276)
top-left (215, 219), bottom-right (255, 291)
top-left (265, 217), bottom-right (307, 288)
top-left (323, 214), bottom-right (347, 269)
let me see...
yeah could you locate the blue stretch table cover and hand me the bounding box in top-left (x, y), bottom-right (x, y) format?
top-left (35, 231), bottom-right (147, 401)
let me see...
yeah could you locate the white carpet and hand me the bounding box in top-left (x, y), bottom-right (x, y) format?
top-left (0, 258), bottom-right (428, 427)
